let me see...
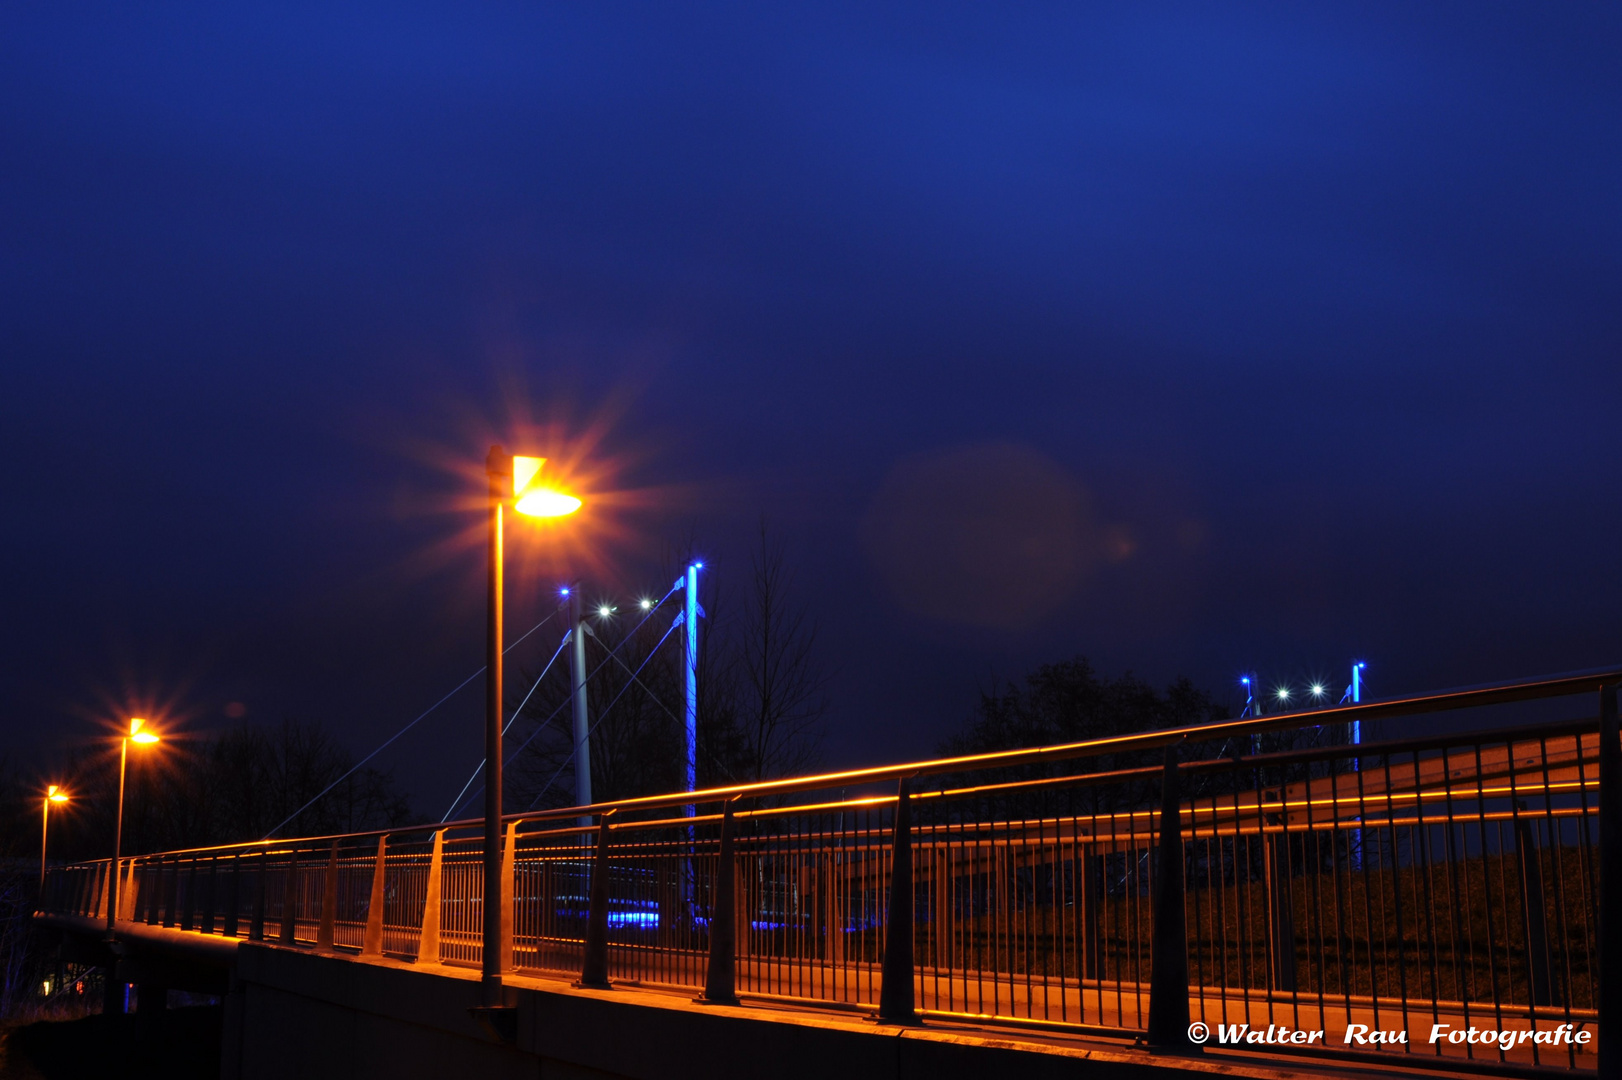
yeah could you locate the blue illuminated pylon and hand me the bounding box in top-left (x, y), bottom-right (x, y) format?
top-left (679, 561), bottom-right (704, 920)
top-left (1339, 660), bottom-right (1366, 745)
top-left (683, 562), bottom-right (702, 806)
top-left (1346, 660), bottom-right (1366, 869)
top-left (1240, 674), bottom-right (1260, 755)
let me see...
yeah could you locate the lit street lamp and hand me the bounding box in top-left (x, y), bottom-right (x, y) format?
top-left (39, 785), bottom-right (68, 892)
top-left (108, 718), bottom-right (159, 936)
top-left (483, 447), bottom-right (580, 1008)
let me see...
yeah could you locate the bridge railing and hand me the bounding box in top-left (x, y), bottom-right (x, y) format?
top-left (41, 670), bottom-right (1622, 1076)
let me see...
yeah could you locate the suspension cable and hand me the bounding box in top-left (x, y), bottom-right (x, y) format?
top-left (262, 609), bottom-right (559, 839)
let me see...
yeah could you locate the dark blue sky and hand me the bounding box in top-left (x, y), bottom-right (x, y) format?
top-left (4, 4), bottom-right (1619, 814)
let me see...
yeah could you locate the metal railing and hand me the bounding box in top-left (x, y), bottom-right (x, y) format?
top-left (41, 671), bottom-right (1622, 1076)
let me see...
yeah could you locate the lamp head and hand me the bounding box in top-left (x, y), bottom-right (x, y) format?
top-left (511, 455), bottom-right (582, 518)
top-left (129, 717), bottom-right (160, 745)
top-left (46, 785), bottom-right (67, 803)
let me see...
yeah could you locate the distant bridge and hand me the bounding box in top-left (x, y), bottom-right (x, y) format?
top-left (37, 670), bottom-right (1622, 1080)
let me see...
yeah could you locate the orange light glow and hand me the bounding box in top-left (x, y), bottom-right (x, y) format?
top-left (511, 455), bottom-right (582, 518)
top-left (46, 785), bottom-right (67, 803)
top-left (515, 489), bottom-right (583, 517)
top-left (128, 718), bottom-right (160, 744)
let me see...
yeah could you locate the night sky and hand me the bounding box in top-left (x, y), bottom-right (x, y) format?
top-left (4, 5), bottom-right (1619, 815)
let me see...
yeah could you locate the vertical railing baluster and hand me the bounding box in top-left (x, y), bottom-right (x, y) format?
top-left (250, 852), bottom-right (266, 941)
top-left (500, 822), bottom-right (517, 973)
top-left (363, 836), bottom-right (388, 957)
top-left (280, 851), bottom-right (298, 945)
top-left (878, 777), bottom-right (918, 1023)
top-left (200, 856), bottom-right (217, 935)
top-left (698, 800), bottom-right (738, 1005)
top-left (420, 830), bottom-right (444, 963)
top-left (143, 861), bottom-right (159, 925)
top-left (181, 857), bottom-right (197, 931)
top-left (1513, 799), bottom-right (1553, 1007)
top-left (1146, 741), bottom-right (1194, 1051)
top-left (224, 854), bottom-right (241, 938)
top-left (120, 858), bottom-right (137, 922)
top-left (577, 811), bottom-right (615, 989)
top-left (317, 840), bottom-right (338, 950)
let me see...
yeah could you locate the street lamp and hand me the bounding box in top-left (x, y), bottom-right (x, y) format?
top-left (108, 718), bottom-right (159, 936)
top-left (483, 447), bottom-right (580, 1008)
top-left (40, 785), bottom-right (68, 892)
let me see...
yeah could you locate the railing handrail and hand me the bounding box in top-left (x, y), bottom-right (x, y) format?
top-left (46, 665), bottom-right (1621, 864)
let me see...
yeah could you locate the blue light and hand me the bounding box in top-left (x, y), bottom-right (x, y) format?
top-left (693, 562), bottom-right (704, 569)
top-left (559, 587), bottom-right (570, 596)
top-left (1240, 677), bottom-right (1250, 684)
top-left (606, 912), bottom-right (660, 929)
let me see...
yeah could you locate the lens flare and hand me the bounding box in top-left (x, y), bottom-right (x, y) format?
top-left (514, 489), bottom-right (582, 517)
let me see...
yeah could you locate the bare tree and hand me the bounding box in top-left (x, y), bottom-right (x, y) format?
top-left (733, 520), bottom-right (826, 781)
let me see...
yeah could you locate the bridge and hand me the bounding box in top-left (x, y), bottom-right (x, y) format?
top-left (35, 670), bottom-right (1622, 1080)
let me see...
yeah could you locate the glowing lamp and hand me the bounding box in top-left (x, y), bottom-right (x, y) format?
top-left (129, 718), bottom-right (160, 745)
top-left (512, 455), bottom-right (582, 518)
top-left (47, 785), bottom-right (67, 803)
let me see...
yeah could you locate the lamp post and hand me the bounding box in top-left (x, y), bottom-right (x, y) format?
top-left (105, 717), bottom-right (158, 1017)
top-left (482, 446), bottom-right (581, 1008)
top-left (109, 718), bottom-right (159, 937)
top-left (40, 785), bottom-right (68, 892)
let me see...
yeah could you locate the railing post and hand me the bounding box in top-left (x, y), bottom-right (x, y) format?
top-left (200, 856), bottom-right (217, 934)
top-left (1513, 801), bottom-right (1553, 1007)
top-left (181, 857), bottom-right (197, 931)
top-left (419, 830), bottom-right (444, 964)
top-left (280, 851), bottom-right (298, 945)
top-left (317, 840), bottom-right (338, 951)
top-left (120, 858), bottom-right (138, 922)
top-left (224, 854), bottom-right (242, 938)
top-left (249, 853), bottom-right (266, 942)
top-left (1146, 742), bottom-right (1195, 1052)
top-left (362, 836), bottom-right (388, 957)
top-left (163, 857), bottom-right (179, 928)
top-left (142, 862), bottom-right (159, 925)
top-left (878, 778), bottom-right (918, 1024)
top-left (1600, 684), bottom-right (1620, 1080)
top-left (500, 822), bottom-right (517, 973)
top-left (697, 800), bottom-right (738, 1005)
top-left (577, 811), bottom-right (615, 989)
